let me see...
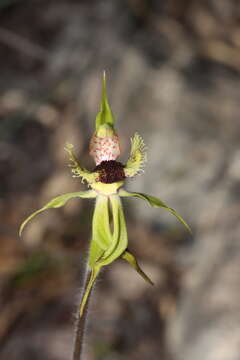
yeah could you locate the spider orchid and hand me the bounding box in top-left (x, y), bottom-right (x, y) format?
top-left (20, 72), bottom-right (191, 317)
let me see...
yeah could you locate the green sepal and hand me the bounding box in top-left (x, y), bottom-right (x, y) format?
top-left (119, 189), bottom-right (192, 233)
top-left (99, 195), bottom-right (128, 266)
top-left (65, 143), bottom-right (98, 184)
top-left (124, 133), bottom-right (147, 177)
top-left (19, 190), bottom-right (97, 236)
top-left (89, 195), bottom-right (128, 268)
top-left (122, 250), bottom-right (154, 286)
top-left (96, 71), bottom-right (115, 132)
top-left (89, 195), bottom-right (112, 268)
top-left (83, 194), bottom-right (129, 317)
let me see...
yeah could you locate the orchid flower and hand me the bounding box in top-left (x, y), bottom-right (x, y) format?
top-left (20, 72), bottom-right (191, 318)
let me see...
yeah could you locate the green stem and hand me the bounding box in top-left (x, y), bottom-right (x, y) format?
top-left (72, 268), bottom-right (92, 360)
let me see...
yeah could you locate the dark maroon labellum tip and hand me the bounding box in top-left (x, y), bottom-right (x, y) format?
top-left (94, 160), bottom-right (126, 184)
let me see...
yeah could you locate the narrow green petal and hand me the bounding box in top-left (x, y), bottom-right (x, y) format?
top-left (19, 190), bottom-right (97, 236)
top-left (124, 133), bottom-right (147, 177)
top-left (65, 143), bottom-right (98, 184)
top-left (122, 250), bottom-right (154, 286)
top-left (96, 71), bottom-right (114, 131)
top-left (119, 189), bottom-right (192, 233)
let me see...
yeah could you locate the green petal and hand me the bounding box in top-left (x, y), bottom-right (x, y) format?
top-left (119, 189), bottom-right (192, 233)
top-left (65, 143), bottom-right (98, 184)
top-left (19, 190), bottom-right (97, 236)
top-left (122, 250), bottom-right (154, 286)
top-left (96, 71), bottom-right (114, 131)
top-left (124, 133), bottom-right (147, 177)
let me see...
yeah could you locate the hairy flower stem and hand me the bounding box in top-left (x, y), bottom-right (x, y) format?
top-left (72, 268), bottom-right (92, 360)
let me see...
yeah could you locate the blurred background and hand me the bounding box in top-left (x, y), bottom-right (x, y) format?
top-left (0, 0), bottom-right (240, 359)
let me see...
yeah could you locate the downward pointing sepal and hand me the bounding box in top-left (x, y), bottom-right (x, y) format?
top-left (122, 250), bottom-right (154, 285)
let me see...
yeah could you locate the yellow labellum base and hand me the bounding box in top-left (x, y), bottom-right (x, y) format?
top-left (91, 181), bottom-right (124, 195)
